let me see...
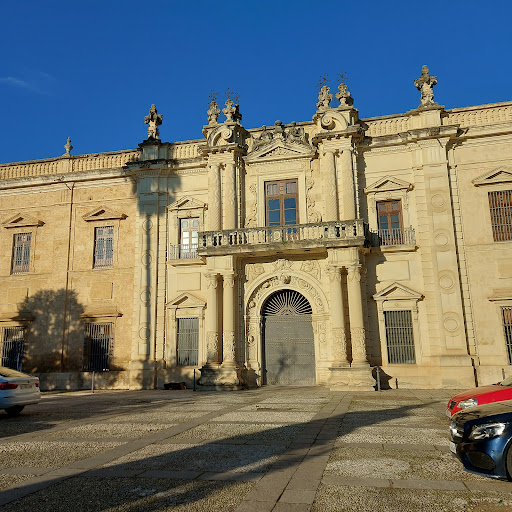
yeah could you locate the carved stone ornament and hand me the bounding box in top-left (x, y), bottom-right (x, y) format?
top-left (285, 122), bottom-right (308, 145)
top-left (144, 104), bottom-right (163, 140)
top-left (206, 273), bottom-right (218, 289)
top-left (206, 332), bottom-right (219, 361)
top-left (301, 260), bottom-right (321, 281)
top-left (64, 136), bottom-right (73, 156)
top-left (351, 327), bottom-right (367, 360)
top-left (207, 99), bottom-right (221, 125)
top-left (223, 98), bottom-right (236, 122)
top-left (332, 327), bottom-right (347, 360)
top-left (317, 85), bottom-right (332, 111)
top-left (335, 82), bottom-right (353, 107)
top-left (414, 65), bottom-right (438, 107)
top-left (223, 332), bottom-right (236, 361)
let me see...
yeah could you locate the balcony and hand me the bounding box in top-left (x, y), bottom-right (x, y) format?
top-left (168, 244), bottom-right (203, 263)
top-left (366, 227), bottom-right (416, 249)
top-left (198, 220), bottom-right (367, 256)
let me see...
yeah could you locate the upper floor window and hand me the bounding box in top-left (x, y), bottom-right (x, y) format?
top-left (180, 218), bottom-right (199, 258)
top-left (377, 200), bottom-right (403, 245)
top-left (489, 190), bottom-right (512, 242)
top-left (265, 179), bottom-right (298, 226)
top-left (11, 233), bottom-right (31, 274)
top-left (94, 226), bottom-right (114, 268)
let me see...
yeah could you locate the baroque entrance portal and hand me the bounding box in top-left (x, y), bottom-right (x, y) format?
top-left (262, 290), bottom-right (315, 385)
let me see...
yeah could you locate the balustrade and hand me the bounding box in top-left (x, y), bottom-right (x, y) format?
top-left (367, 226), bottom-right (416, 247)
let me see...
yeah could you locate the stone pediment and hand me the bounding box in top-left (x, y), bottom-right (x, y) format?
top-left (246, 139), bottom-right (313, 162)
top-left (2, 213), bottom-right (44, 228)
top-left (167, 292), bottom-right (206, 309)
top-left (373, 282), bottom-right (423, 302)
top-left (364, 176), bottom-right (413, 194)
top-left (473, 167), bottom-right (512, 186)
top-left (168, 197), bottom-right (206, 211)
top-left (83, 206), bottom-right (127, 222)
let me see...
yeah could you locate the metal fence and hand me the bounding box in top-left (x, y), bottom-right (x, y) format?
top-left (0, 327), bottom-right (25, 370)
top-left (83, 322), bottom-right (112, 371)
top-left (367, 227), bottom-right (416, 247)
top-left (168, 244), bottom-right (199, 260)
top-left (177, 318), bottom-right (199, 366)
top-left (384, 310), bottom-right (416, 364)
top-left (503, 308), bottom-right (512, 364)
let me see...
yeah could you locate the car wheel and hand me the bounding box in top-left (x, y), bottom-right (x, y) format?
top-left (5, 405), bottom-right (25, 416)
top-left (506, 443), bottom-right (512, 480)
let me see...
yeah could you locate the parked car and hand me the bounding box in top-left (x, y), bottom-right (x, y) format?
top-left (446, 376), bottom-right (512, 417)
top-left (450, 401), bottom-right (512, 480)
top-left (0, 366), bottom-right (41, 416)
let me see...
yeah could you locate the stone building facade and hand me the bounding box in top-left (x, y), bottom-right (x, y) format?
top-left (1, 67), bottom-right (512, 390)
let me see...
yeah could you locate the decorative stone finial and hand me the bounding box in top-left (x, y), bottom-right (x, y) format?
top-left (316, 75), bottom-right (332, 111)
top-left (233, 93), bottom-right (242, 124)
top-left (207, 90), bottom-right (220, 125)
top-left (64, 136), bottom-right (73, 156)
top-left (223, 89), bottom-right (236, 123)
top-left (144, 104), bottom-right (163, 140)
top-left (414, 65), bottom-right (438, 107)
top-left (335, 73), bottom-right (353, 106)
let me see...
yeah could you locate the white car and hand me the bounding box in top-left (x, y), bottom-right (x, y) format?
top-left (0, 366), bottom-right (41, 416)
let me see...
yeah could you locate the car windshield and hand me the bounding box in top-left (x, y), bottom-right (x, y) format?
top-left (500, 376), bottom-right (512, 386)
top-left (0, 367), bottom-right (28, 378)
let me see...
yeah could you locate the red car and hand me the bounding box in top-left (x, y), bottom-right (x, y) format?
top-left (447, 376), bottom-right (512, 417)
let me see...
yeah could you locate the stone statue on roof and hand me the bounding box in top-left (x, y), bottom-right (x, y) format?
top-left (414, 66), bottom-right (438, 107)
top-left (144, 104), bottom-right (163, 140)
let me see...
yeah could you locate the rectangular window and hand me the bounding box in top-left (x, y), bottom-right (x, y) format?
top-left (503, 308), bottom-right (512, 364)
top-left (11, 233), bottom-right (31, 274)
top-left (0, 327), bottom-right (26, 371)
top-left (489, 191), bottom-right (512, 242)
top-left (83, 322), bottom-right (112, 371)
top-left (265, 179), bottom-right (298, 226)
top-left (377, 200), bottom-right (403, 245)
top-left (177, 317), bottom-right (199, 366)
top-left (180, 218), bottom-right (199, 258)
top-left (94, 226), bottom-right (114, 268)
top-left (384, 310), bottom-right (416, 364)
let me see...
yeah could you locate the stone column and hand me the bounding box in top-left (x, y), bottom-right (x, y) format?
top-left (322, 149), bottom-right (338, 222)
top-left (327, 266), bottom-right (349, 365)
top-left (208, 163), bottom-right (221, 231)
top-left (222, 272), bottom-right (236, 366)
top-left (340, 147), bottom-right (355, 219)
top-left (347, 263), bottom-right (368, 365)
top-left (223, 162), bottom-right (236, 230)
top-left (205, 272), bottom-right (220, 364)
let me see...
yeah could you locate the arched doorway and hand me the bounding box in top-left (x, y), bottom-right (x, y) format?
top-left (262, 289), bottom-right (315, 385)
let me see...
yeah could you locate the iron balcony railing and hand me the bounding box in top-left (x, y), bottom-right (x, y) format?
top-left (367, 227), bottom-right (416, 247)
top-left (168, 244), bottom-right (200, 260)
top-left (198, 220), bottom-right (366, 253)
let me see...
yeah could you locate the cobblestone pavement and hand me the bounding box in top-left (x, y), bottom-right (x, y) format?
top-left (1, 387), bottom-right (512, 511)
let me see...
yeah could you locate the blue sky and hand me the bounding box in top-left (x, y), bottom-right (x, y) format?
top-left (1, 0), bottom-right (511, 164)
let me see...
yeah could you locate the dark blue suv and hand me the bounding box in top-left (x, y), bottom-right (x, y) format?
top-left (450, 401), bottom-right (512, 479)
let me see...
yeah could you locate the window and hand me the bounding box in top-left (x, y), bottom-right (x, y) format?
top-left (180, 218), bottom-right (199, 258)
top-left (83, 322), bottom-right (112, 371)
top-left (177, 317), bottom-right (199, 366)
top-left (11, 233), bottom-right (31, 274)
top-left (377, 200), bottom-right (403, 245)
top-left (503, 308), bottom-right (512, 364)
top-left (94, 226), bottom-right (114, 268)
top-left (0, 327), bottom-right (26, 371)
top-left (384, 310), bottom-right (416, 364)
top-left (489, 191), bottom-right (512, 242)
top-left (265, 179), bottom-right (298, 226)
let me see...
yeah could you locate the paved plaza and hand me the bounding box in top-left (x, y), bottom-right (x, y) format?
top-left (1, 387), bottom-right (512, 511)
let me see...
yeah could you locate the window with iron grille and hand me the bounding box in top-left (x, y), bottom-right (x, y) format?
top-left (94, 226), bottom-right (114, 268)
top-left (489, 191), bottom-right (512, 242)
top-left (11, 233), bottom-right (31, 274)
top-left (177, 318), bottom-right (199, 366)
top-left (0, 326), bottom-right (26, 371)
top-left (384, 310), bottom-right (416, 364)
top-left (83, 322), bottom-right (112, 371)
top-left (502, 308), bottom-right (512, 364)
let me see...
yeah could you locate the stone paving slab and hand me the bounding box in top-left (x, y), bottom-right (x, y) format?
top-left (1, 387), bottom-right (511, 511)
